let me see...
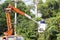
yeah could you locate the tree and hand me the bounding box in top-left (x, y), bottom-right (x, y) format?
top-left (38, 0), bottom-right (60, 40)
top-left (38, 0), bottom-right (59, 18)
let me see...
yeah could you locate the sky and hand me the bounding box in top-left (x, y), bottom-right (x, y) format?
top-left (0, 0), bottom-right (6, 4)
top-left (0, 0), bottom-right (33, 5)
top-left (0, 0), bottom-right (46, 5)
top-left (22, 0), bottom-right (46, 5)
top-left (22, 0), bottom-right (33, 5)
top-left (42, 0), bottom-right (46, 3)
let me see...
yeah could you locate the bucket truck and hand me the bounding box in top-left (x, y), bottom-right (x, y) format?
top-left (2, 4), bottom-right (38, 40)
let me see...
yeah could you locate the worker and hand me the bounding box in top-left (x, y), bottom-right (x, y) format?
top-left (38, 19), bottom-right (47, 32)
top-left (40, 19), bottom-right (45, 23)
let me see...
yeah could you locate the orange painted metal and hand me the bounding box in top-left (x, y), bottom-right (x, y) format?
top-left (8, 4), bottom-right (25, 16)
top-left (5, 12), bottom-right (13, 36)
top-left (2, 12), bottom-right (13, 40)
top-left (2, 4), bottom-right (26, 40)
top-left (4, 4), bottom-right (25, 36)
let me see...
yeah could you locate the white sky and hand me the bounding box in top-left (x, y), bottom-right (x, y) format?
top-left (22, 0), bottom-right (46, 5)
top-left (0, 0), bottom-right (46, 5)
top-left (42, 0), bottom-right (46, 3)
top-left (22, 0), bottom-right (33, 5)
top-left (0, 0), bottom-right (33, 5)
top-left (0, 0), bottom-right (6, 4)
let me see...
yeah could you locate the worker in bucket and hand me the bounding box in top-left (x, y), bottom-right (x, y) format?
top-left (38, 19), bottom-right (47, 33)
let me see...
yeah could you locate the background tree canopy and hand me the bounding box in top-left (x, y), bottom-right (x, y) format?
top-left (0, 0), bottom-right (60, 40)
top-left (0, 0), bottom-right (38, 40)
top-left (38, 0), bottom-right (60, 40)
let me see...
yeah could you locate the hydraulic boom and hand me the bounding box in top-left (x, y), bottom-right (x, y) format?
top-left (2, 4), bottom-right (38, 40)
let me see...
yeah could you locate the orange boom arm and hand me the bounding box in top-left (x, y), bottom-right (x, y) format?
top-left (4, 4), bottom-right (26, 36)
top-left (2, 4), bottom-right (37, 40)
top-left (8, 4), bottom-right (25, 16)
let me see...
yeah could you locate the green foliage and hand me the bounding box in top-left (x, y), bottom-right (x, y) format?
top-left (16, 2), bottom-right (38, 39)
top-left (57, 34), bottom-right (60, 40)
top-left (38, 0), bottom-right (60, 40)
top-left (0, 0), bottom-right (38, 40)
top-left (0, 1), bottom-right (9, 35)
top-left (0, 0), bottom-right (60, 40)
top-left (38, 0), bottom-right (59, 18)
top-left (43, 16), bottom-right (60, 40)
